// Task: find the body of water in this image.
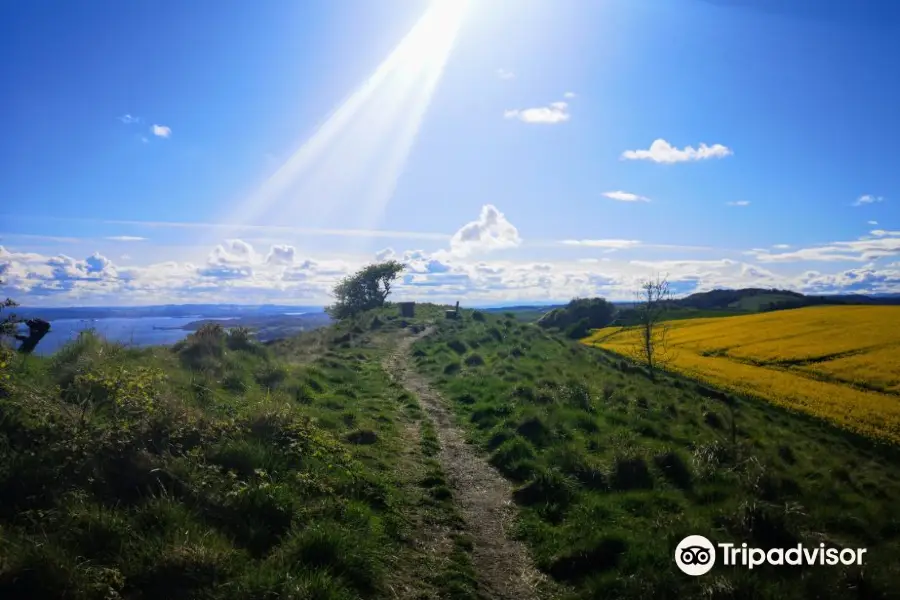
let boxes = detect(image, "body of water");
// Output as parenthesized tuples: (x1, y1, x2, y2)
(27, 317, 202, 355)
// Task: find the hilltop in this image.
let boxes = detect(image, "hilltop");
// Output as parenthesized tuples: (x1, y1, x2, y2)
(2, 301, 898, 599)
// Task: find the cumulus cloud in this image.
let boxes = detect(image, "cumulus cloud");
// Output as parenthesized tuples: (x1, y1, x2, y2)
(603, 190, 650, 203)
(621, 139, 732, 163)
(563, 91, 577, 98)
(496, 68, 515, 80)
(504, 101, 570, 124)
(151, 124, 172, 138)
(118, 114, 141, 124)
(854, 194, 884, 206)
(5, 209, 900, 306)
(448, 205, 521, 256)
(5, 239, 900, 305)
(209, 239, 255, 266)
(105, 236, 146, 242)
(726, 200, 751, 207)
(375, 248, 395, 261)
(868, 220, 879, 225)
(85, 253, 113, 274)
(265, 244, 296, 265)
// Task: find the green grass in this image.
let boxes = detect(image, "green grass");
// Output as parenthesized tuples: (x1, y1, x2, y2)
(0, 315, 438, 599)
(4, 302, 898, 599)
(412, 309, 900, 599)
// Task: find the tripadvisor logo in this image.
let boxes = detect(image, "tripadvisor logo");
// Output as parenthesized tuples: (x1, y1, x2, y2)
(675, 535, 716, 576)
(675, 535, 868, 576)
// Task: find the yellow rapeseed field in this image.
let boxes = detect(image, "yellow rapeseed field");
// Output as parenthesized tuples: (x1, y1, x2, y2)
(582, 305, 900, 443)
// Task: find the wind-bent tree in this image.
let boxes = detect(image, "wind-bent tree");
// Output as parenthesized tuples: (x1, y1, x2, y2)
(630, 274, 675, 380)
(0, 281, 50, 355)
(1, 282, 20, 389)
(326, 260, 405, 320)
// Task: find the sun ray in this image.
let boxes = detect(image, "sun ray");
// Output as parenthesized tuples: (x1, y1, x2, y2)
(216, 0, 470, 247)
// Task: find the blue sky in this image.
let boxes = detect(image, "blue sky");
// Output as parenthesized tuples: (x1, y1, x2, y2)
(1, 0, 899, 306)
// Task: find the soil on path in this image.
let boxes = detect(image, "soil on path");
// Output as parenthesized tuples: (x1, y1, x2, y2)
(386, 328, 550, 600)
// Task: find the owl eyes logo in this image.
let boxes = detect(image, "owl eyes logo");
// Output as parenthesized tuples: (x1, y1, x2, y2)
(675, 536, 716, 576)
(680, 546, 712, 565)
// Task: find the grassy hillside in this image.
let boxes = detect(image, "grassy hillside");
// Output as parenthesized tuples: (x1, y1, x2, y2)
(3, 303, 899, 599)
(0, 309, 471, 600)
(411, 309, 900, 599)
(584, 305, 900, 443)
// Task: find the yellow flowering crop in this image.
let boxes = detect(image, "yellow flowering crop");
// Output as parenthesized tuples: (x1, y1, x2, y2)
(582, 305, 900, 443)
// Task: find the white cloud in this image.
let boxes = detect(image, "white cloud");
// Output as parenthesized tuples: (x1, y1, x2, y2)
(6, 235, 900, 306)
(496, 68, 515, 80)
(603, 190, 650, 203)
(265, 244, 296, 265)
(151, 124, 172, 138)
(747, 230, 900, 263)
(854, 194, 884, 206)
(448, 204, 522, 256)
(564, 91, 576, 98)
(727, 200, 751, 207)
(868, 220, 879, 225)
(772, 244, 791, 250)
(621, 138, 732, 163)
(118, 114, 141, 124)
(504, 101, 570, 124)
(375, 248, 396, 261)
(105, 236, 147, 242)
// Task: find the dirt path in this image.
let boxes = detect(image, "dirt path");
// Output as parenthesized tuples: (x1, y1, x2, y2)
(387, 329, 548, 600)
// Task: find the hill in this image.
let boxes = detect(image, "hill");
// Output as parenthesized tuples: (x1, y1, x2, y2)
(609, 287, 900, 326)
(410, 308, 900, 598)
(482, 305, 563, 322)
(536, 298, 617, 337)
(1, 304, 898, 599)
(675, 288, 900, 311)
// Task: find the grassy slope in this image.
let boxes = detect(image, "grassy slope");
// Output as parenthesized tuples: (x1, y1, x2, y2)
(412, 309, 900, 599)
(0, 307, 470, 600)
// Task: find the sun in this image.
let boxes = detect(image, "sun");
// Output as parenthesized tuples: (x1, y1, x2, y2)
(397, 0, 470, 69)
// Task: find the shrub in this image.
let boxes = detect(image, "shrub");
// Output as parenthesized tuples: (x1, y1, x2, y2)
(67, 365, 164, 422)
(226, 326, 256, 351)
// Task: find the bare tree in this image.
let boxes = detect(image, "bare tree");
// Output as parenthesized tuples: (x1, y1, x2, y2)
(629, 274, 675, 380)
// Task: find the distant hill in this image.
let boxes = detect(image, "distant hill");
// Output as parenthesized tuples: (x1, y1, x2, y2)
(675, 288, 900, 312)
(607, 288, 900, 327)
(182, 312, 333, 342)
(536, 298, 617, 337)
(481, 304, 563, 322)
